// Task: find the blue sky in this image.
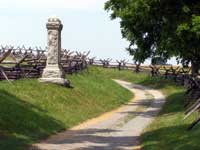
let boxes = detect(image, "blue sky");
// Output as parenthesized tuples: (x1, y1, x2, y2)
(0, 0, 136, 62)
(0, 0, 178, 65)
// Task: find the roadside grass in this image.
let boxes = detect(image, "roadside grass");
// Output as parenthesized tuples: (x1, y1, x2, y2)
(91, 67, 200, 150)
(139, 78, 200, 150)
(0, 67, 133, 150)
(1, 66, 199, 150)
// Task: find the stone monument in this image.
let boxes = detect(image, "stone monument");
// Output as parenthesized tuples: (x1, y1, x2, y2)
(39, 16, 69, 86)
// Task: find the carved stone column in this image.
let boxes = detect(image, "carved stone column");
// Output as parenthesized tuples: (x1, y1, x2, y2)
(39, 16, 69, 86)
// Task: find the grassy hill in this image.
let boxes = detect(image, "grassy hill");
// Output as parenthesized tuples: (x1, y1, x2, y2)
(0, 67, 133, 150)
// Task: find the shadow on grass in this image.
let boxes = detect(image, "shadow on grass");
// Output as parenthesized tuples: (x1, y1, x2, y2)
(160, 91, 185, 115)
(137, 76, 200, 150)
(0, 90, 65, 150)
(138, 76, 186, 114)
(138, 76, 174, 89)
(141, 125, 200, 150)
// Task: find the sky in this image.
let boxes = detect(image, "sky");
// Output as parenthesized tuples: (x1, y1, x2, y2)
(0, 0, 135, 61)
(0, 0, 177, 65)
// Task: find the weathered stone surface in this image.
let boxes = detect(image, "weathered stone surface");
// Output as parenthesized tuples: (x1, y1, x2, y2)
(39, 16, 69, 86)
(42, 67, 63, 79)
(39, 78, 69, 86)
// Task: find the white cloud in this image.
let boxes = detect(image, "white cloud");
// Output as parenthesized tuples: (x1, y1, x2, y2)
(0, 0, 107, 10)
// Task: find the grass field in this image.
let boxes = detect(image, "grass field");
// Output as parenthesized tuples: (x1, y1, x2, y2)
(0, 67, 200, 150)
(0, 67, 133, 150)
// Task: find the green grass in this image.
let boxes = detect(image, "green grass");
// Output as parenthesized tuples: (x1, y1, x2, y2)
(139, 77, 200, 150)
(1, 66, 200, 150)
(0, 67, 133, 150)
(91, 67, 200, 150)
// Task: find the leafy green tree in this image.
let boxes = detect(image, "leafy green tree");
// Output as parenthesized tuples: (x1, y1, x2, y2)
(105, 0, 200, 75)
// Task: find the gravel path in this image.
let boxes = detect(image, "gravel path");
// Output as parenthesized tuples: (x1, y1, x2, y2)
(32, 80, 165, 150)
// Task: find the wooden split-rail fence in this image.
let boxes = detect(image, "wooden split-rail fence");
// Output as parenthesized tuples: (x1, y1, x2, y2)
(0, 46, 91, 81)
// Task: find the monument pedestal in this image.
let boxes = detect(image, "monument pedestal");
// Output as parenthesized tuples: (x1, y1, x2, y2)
(39, 16, 70, 87)
(39, 78, 69, 86)
(39, 65, 69, 86)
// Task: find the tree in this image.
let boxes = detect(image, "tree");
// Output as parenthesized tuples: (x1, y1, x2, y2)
(176, 15, 200, 75)
(105, 0, 200, 75)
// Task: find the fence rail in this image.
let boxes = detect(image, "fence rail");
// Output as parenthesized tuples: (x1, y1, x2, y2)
(0, 46, 91, 81)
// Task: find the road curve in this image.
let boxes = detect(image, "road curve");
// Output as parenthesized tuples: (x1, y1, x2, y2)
(32, 80, 165, 150)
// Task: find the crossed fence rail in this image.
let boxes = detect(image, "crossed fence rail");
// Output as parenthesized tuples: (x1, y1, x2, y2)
(0, 45, 91, 81)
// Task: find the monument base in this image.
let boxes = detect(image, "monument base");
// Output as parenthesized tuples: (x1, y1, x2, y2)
(41, 66, 64, 78)
(39, 77, 70, 87)
(39, 67, 70, 87)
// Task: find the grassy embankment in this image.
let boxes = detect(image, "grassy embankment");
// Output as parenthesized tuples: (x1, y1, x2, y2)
(0, 67, 133, 150)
